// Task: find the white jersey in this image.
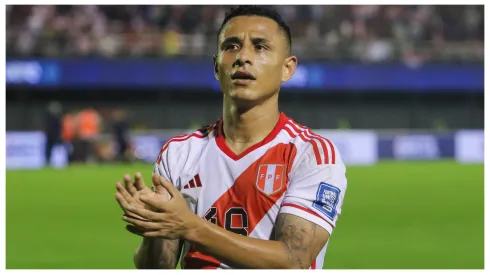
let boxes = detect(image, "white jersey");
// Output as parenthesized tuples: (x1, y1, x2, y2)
(153, 112, 347, 269)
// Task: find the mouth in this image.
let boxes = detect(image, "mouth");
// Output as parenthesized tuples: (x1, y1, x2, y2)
(231, 71, 256, 85)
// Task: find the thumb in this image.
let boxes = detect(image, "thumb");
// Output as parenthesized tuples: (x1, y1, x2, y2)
(152, 174, 170, 199)
(153, 174, 180, 199)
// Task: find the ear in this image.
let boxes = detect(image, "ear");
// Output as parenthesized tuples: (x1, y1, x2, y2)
(281, 56, 298, 83)
(213, 55, 219, 81)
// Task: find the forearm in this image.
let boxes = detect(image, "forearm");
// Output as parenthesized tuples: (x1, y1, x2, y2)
(186, 219, 294, 269)
(134, 237, 181, 269)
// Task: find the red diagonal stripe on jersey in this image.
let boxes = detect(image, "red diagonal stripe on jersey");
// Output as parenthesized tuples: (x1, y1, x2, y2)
(182, 252, 221, 269)
(195, 174, 202, 187)
(311, 260, 317, 269)
(183, 142, 298, 269)
(183, 184, 190, 189)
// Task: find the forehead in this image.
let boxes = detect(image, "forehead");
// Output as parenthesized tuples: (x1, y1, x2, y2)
(219, 15, 282, 42)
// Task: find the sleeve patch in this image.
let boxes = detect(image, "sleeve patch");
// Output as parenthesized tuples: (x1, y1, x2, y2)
(312, 182, 340, 220)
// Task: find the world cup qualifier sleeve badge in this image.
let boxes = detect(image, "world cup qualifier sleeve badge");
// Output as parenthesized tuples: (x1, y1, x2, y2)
(312, 182, 340, 220)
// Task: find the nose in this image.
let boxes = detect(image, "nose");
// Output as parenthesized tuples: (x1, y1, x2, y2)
(234, 42, 253, 67)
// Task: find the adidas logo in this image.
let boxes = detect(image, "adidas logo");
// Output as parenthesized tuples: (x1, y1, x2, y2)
(183, 174, 202, 189)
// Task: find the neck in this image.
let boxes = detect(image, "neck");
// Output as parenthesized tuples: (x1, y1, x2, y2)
(222, 95, 280, 145)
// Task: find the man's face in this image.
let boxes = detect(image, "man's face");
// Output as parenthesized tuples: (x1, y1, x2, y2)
(214, 15, 297, 104)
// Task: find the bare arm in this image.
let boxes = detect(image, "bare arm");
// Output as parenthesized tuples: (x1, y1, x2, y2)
(186, 213, 330, 269)
(274, 213, 326, 269)
(134, 237, 183, 269)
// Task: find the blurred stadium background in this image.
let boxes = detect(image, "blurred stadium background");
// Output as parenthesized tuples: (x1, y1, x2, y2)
(6, 5, 484, 269)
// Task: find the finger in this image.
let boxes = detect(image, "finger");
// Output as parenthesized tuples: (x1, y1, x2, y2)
(151, 175, 170, 199)
(125, 204, 163, 221)
(159, 176, 181, 198)
(134, 172, 146, 191)
(140, 194, 170, 211)
(126, 225, 148, 237)
(124, 213, 147, 221)
(123, 215, 162, 230)
(115, 192, 132, 215)
(142, 231, 162, 237)
(115, 192, 133, 209)
(124, 174, 137, 196)
(126, 225, 161, 238)
(115, 192, 126, 213)
(115, 191, 149, 220)
(116, 197, 147, 220)
(115, 182, 133, 204)
(154, 174, 180, 198)
(142, 230, 175, 239)
(115, 192, 141, 214)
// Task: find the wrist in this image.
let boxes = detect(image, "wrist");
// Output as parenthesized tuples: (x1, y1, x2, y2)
(182, 214, 207, 242)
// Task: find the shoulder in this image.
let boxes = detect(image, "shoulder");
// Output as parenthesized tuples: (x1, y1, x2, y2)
(281, 119, 342, 170)
(157, 122, 218, 162)
(154, 122, 218, 185)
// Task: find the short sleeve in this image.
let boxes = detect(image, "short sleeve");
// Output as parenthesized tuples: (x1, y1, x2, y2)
(279, 147, 347, 235)
(152, 139, 182, 190)
(154, 144, 172, 182)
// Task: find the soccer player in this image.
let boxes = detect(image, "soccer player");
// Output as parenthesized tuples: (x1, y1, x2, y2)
(115, 5, 347, 269)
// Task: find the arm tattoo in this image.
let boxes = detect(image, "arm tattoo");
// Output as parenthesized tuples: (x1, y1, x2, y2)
(275, 214, 317, 269)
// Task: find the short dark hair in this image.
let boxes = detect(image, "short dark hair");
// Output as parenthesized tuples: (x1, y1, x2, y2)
(217, 5, 292, 52)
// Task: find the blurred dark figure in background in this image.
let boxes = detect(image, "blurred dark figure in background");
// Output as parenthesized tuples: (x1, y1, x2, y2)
(112, 109, 131, 162)
(44, 101, 62, 166)
(61, 111, 77, 164)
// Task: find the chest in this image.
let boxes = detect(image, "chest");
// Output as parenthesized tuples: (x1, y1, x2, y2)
(178, 145, 292, 230)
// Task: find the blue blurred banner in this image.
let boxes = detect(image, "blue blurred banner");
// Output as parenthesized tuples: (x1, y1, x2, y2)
(6, 59, 483, 91)
(5, 129, 483, 170)
(6, 131, 67, 169)
(454, 130, 484, 163)
(378, 132, 455, 160)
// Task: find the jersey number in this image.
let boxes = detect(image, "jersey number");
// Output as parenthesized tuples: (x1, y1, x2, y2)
(204, 207, 249, 236)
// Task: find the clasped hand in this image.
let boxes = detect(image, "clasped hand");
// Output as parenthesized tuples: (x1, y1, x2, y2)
(115, 173, 200, 239)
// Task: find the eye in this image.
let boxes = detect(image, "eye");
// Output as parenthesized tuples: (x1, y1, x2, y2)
(255, 44, 267, 51)
(225, 44, 239, 51)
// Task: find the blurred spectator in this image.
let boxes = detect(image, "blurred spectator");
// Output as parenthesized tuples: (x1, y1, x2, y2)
(6, 5, 484, 63)
(62, 111, 77, 164)
(73, 107, 102, 163)
(44, 101, 62, 166)
(112, 109, 132, 162)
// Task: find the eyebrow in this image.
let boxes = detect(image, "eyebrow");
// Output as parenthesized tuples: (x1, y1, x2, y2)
(220, 36, 272, 49)
(251, 37, 271, 45)
(221, 36, 242, 48)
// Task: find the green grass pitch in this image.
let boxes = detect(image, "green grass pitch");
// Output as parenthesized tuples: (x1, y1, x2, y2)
(6, 161, 484, 269)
